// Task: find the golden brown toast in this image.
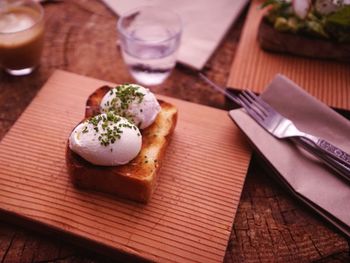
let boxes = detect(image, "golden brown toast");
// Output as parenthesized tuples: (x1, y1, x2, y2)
(66, 86, 177, 203)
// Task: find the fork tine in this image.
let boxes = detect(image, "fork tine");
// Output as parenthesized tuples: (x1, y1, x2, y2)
(244, 90, 273, 113)
(242, 90, 269, 116)
(238, 94, 265, 122)
(240, 91, 268, 119)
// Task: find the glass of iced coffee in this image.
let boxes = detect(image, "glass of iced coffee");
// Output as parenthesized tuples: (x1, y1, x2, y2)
(0, 0, 44, 76)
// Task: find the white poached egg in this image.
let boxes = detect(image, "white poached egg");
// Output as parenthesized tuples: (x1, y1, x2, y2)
(69, 112, 142, 166)
(100, 84, 161, 129)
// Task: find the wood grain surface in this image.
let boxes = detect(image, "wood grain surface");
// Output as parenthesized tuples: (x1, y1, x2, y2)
(228, 0, 350, 110)
(0, 70, 251, 262)
(0, 0, 349, 262)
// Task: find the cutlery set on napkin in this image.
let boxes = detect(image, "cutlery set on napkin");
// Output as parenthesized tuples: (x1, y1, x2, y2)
(201, 74, 350, 238)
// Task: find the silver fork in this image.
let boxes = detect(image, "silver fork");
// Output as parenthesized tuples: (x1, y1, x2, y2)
(239, 90, 350, 169)
(198, 73, 350, 182)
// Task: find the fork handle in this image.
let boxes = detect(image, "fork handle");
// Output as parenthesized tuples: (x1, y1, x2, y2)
(296, 138, 350, 183)
(300, 135, 350, 168)
(317, 139, 350, 168)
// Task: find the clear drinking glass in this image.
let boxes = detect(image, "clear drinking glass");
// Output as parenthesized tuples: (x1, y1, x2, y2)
(117, 6, 182, 86)
(0, 0, 44, 76)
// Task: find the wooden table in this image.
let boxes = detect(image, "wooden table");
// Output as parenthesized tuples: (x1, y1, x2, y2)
(0, 1, 349, 262)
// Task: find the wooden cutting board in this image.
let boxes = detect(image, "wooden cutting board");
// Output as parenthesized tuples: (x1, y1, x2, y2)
(228, 0, 350, 110)
(0, 70, 251, 263)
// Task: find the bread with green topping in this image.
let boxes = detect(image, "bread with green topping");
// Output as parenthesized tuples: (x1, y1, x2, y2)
(259, 0, 350, 61)
(66, 86, 177, 203)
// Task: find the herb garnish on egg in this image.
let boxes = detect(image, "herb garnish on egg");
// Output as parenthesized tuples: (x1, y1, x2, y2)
(69, 111, 142, 166)
(106, 84, 145, 112)
(100, 84, 161, 129)
(86, 112, 138, 147)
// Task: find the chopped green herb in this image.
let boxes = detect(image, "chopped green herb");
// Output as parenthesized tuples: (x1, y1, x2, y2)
(88, 111, 136, 147)
(103, 84, 145, 124)
(82, 126, 88, 134)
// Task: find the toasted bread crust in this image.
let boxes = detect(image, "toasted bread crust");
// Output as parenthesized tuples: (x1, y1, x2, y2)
(66, 86, 177, 203)
(85, 85, 110, 118)
(258, 19, 350, 62)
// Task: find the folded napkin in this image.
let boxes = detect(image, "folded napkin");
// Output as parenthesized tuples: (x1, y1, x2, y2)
(101, 0, 249, 70)
(229, 75, 350, 237)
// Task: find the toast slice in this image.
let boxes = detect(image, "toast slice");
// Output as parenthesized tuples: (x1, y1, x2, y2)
(66, 86, 177, 203)
(258, 19, 350, 62)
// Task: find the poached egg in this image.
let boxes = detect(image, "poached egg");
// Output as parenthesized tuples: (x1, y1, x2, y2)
(69, 112, 142, 166)
(100, 84, 161, 129)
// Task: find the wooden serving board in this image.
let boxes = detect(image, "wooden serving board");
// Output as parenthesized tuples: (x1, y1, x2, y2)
(228, 0, 350, 110)
(0, 70, 251, 263)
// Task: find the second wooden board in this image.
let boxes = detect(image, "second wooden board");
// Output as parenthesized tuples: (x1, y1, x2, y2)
(228, 0, 350, 110)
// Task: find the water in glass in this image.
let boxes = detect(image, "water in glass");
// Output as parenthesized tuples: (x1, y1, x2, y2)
(117, 7, 181, 86)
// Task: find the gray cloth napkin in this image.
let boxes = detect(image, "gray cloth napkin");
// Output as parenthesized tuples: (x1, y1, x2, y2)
(229, 75, 350, 237)
(101, 0, 249, 70)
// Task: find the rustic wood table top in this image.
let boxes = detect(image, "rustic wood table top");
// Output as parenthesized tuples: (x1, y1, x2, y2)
(0, 1, 349, 262)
